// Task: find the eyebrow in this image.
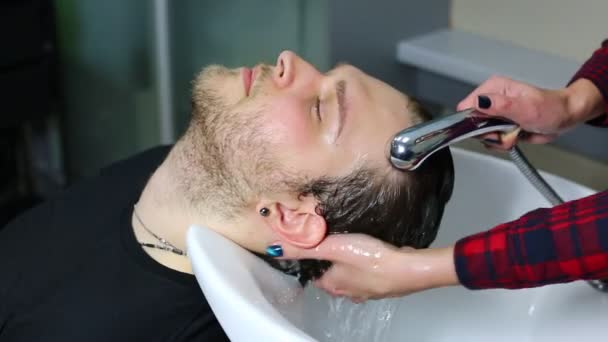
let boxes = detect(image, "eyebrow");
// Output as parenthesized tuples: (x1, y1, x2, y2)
(335, 79, 347, 141)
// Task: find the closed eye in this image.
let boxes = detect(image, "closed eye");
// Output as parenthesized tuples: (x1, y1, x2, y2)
(315, 97, 322, 121)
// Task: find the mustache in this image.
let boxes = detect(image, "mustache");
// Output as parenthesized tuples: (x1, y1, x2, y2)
(250, 64, 273, 95)
(199, 64, 240, 78)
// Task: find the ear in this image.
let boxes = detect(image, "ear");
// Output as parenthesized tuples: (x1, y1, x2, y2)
(259, 196, 326, 248)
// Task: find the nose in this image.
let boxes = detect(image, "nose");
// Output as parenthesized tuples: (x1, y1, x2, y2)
(273, 50, 320, 90)
(273, 50, 295, 88)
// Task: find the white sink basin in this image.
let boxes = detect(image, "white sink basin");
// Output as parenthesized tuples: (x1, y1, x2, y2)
(187, 148, 608, 341)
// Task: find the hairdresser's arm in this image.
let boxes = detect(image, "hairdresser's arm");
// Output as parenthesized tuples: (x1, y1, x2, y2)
(276, 190, 608, 300)
(455, 190, 608, 289)
(569, 39, 608, 126)
(276, 234, 459, 301)
(457, 40, 608, 150)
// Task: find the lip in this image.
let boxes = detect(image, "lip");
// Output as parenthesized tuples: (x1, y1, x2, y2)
(242, 67, 253, 96)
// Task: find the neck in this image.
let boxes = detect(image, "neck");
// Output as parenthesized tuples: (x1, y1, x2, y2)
(133, 144, 272, 272)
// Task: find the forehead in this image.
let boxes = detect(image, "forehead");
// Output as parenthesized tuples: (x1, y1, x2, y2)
(326, 62, 356, 76)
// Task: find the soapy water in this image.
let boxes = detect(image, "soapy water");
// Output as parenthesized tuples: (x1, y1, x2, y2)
(274, 283, 400, 342)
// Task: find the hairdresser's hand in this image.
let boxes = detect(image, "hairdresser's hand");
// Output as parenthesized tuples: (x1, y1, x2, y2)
(274, 234, 458, 302)
(457, 76, 604, 150)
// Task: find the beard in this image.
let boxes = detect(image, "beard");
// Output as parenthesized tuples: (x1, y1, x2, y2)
(175, 64, 298, 218)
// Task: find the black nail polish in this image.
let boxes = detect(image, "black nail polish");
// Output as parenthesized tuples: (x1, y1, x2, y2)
(483, 138, 501, 145)
(478, 95, 492, 109)
(265, 245, 283, 257)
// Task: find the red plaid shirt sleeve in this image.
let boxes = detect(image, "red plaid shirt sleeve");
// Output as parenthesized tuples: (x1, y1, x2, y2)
(454, 40, 608, 289)
(455, 191, 608, 289)
(569, 39, 608, 127)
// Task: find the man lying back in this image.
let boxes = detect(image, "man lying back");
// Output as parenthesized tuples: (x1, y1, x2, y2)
(0, 51, 454, 341)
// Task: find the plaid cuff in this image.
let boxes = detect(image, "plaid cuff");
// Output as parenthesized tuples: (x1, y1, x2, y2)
(455, 191, 608, 290)
(454, 223, 512, 289)
(569, 40, 608, 127)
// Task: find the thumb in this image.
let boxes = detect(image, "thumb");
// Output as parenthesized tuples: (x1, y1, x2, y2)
(267, 234, 362, 260)
(268, 233, 386, 262)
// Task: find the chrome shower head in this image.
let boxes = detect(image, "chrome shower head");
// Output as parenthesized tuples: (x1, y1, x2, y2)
(389, 108, 518, 171)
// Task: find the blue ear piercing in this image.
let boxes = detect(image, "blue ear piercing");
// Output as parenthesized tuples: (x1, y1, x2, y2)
(265, 244, 283, 257)
(260, 208, 280, 256)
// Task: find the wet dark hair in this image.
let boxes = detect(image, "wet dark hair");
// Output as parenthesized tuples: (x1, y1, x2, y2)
(260, 101, 455, 285)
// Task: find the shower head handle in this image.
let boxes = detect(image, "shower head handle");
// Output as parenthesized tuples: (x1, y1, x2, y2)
(390, 108, 518, 170)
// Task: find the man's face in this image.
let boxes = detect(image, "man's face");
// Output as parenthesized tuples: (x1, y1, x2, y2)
(191, 50, 414, 198)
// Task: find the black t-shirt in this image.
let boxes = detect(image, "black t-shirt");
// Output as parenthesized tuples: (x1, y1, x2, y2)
(0, 146, 229, 341)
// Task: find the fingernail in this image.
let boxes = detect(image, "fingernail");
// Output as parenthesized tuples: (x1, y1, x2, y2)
(478, 95, 492, 109)
(483, 138, 501, 145)
(265, 244, 283, 257)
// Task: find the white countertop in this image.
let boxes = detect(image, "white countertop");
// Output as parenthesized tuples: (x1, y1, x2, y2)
(396, 29, 580, 89)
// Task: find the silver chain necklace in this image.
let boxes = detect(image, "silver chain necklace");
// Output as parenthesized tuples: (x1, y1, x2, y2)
(133, 204, 187, 256)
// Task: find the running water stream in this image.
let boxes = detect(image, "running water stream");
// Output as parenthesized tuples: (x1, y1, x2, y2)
(274, 283, 400, 342)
